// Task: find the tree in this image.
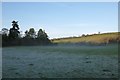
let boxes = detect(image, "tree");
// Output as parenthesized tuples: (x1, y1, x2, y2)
(24, 30, 30, 38)
(9, 21, 20, 39)
(2, 21, 51, 46)
(98, 31, 101, 34)
(36, 28, 51, 44)
(2, 28, 9, 36)
(82, 34, 85, 37)
(37, 29, 48, 40)
(1, 28, 9, 46)
(28, 28, 36, 38)
(2, 28, 9, 41)
(18, 31, 23, 38)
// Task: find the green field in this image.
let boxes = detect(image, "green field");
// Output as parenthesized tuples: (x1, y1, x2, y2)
(2, 44, 118, 78)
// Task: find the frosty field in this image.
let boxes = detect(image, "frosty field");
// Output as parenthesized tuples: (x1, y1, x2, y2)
(2, 44, 118, 78)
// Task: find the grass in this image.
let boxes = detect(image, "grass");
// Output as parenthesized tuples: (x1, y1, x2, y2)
(2, 44, 118, 78)
(51, 32, 120, 44)
(43, 44, 117, 55)
(8, 43, 118, 55)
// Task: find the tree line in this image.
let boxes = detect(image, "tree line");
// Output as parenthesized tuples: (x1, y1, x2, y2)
(1, 21, 51, 47)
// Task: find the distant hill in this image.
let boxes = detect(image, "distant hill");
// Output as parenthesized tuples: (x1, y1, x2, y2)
(51, 32, 120, 44)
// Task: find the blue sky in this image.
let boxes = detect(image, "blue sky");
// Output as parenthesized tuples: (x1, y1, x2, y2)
(2, 2, 118, 39)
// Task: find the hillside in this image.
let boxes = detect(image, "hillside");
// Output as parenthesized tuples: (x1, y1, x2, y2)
(51, 32, 120, 44)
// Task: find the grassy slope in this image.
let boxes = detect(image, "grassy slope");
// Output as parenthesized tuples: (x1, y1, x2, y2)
(51, 32, 120, 44)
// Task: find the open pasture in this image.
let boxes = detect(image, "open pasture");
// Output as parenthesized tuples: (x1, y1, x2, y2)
(2, 44, 118, 78)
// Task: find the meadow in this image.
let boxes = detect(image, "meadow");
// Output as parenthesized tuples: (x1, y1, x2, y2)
(52, 32, 120, 44)
(2, 44, 118, 78)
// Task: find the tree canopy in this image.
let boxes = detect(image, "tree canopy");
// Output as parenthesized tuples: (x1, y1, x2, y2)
(2, 21, 51, 47)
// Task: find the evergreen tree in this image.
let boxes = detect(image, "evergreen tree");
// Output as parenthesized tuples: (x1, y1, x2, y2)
(37, 29, 48, 40)
(24, 30, 30, 38)
(9, 21, 20, 40)
(28, 28, 36, 38)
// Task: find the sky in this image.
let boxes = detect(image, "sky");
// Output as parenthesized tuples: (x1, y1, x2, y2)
(1, 0, 119, 2)
(2, 2, 118, 39)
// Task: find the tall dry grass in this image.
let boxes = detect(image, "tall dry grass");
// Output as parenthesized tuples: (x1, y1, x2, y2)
(52, 32, 120, 44)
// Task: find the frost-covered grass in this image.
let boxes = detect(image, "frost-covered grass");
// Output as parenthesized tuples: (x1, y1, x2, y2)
(2, 44, 118, 78)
